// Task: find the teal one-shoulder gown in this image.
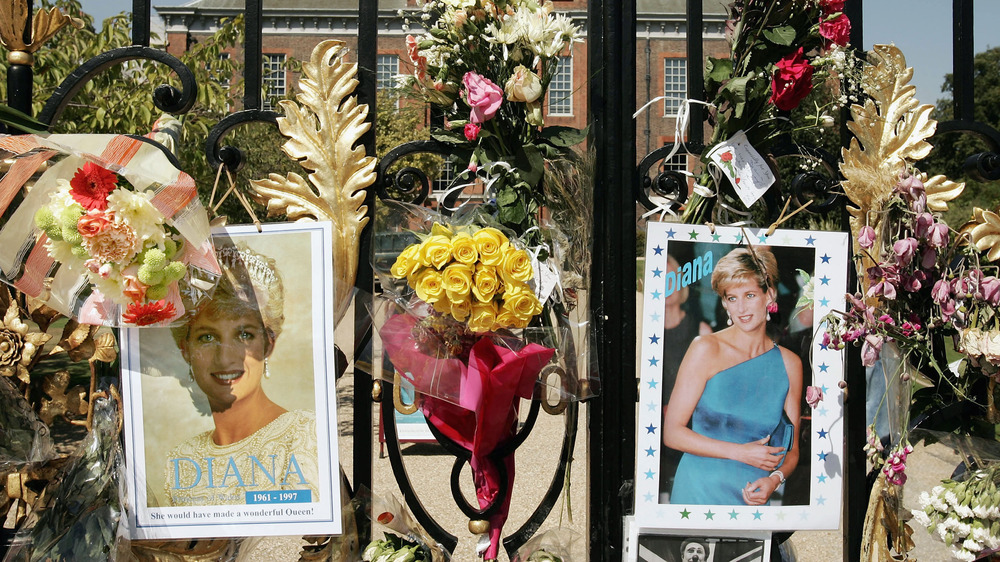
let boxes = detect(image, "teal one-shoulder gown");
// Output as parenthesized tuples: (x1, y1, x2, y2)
(670, 346, 789, 505)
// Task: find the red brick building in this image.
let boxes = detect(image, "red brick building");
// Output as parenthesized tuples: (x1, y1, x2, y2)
(157, 0, 728, 165)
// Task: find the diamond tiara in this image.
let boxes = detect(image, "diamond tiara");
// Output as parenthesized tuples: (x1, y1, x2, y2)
(215, 244, 278, 288)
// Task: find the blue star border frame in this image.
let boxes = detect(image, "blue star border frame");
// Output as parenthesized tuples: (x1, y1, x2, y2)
(633, 223, 848, 531)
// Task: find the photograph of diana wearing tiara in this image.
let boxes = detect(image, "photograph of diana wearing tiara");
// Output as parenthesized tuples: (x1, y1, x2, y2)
(160, 242, 319, 506)
(662, 247, 803, 506)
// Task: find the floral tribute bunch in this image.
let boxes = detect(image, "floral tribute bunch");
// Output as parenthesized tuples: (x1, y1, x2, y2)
(376, 208, 566, 559)
(681, 0, 852, 224)
(400, 0, 586, 234)
(912, 464, 1000, 561)
(389, 222, 543, 336)
(0, 135, 219, 329)
(33, 162, 189, 325)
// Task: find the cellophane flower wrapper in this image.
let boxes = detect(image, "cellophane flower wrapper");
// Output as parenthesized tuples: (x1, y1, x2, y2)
(510, 528, 579, 562)
(906, 430, 1000, 561)
(0, 376, 55, 472)
(372, 201, 594, 406)
(357, 487, 450, 562)
(4, 389, 123, 562)
(0, 134, 221, 328)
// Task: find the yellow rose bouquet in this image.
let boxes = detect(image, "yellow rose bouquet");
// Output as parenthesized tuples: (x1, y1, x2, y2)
(376, 216, 562, 559)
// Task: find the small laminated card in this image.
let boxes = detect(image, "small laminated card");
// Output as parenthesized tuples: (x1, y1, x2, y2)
(706, 130, 776, 208)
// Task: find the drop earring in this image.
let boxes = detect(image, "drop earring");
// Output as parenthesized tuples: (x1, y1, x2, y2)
(726, 313, 732, 326)
(188, 365, 194, 382)
(264, 359, 271, 379)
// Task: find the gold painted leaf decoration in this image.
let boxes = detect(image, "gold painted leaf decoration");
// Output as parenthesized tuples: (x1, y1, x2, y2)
(0, 1, 82, 52)
(965, 207, 1000, 262)
(920, 172, 964, 214)
(840, 44, 937, 218)
(251, 39, 375, 323)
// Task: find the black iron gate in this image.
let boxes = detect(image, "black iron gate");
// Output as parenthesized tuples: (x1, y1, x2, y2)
(4, 0, 1000, 560)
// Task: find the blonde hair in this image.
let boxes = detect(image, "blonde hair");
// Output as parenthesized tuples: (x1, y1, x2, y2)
(711, 247, 777, 296)
(172, 243, 285, 349)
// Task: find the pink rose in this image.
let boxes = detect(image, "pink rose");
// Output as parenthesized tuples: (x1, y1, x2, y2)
(77, 209, 112, 238)
(462, 72, 503, 123)
(805, 386, 824, 409)
(819, 13, 851, 48)
(770, 48, 814, 111)
(464, 122, 481, 141)
(857, 225, 876, 249)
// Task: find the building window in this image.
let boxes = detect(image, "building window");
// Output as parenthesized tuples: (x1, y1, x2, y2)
(433, 160, 455, 192)
(376, 54, 399, 91)
(663, 58, 687, 116)
(661, 151, 688, 173)
(548, 55, 572, 115)
(263, 53, 287, 109)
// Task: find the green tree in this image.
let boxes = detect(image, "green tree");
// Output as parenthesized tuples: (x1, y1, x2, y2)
(922, 46, 1000, 227)
(0, 0, 298, 223)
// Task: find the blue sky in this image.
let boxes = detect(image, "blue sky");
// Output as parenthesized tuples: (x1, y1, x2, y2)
(80, 0, 999, 108)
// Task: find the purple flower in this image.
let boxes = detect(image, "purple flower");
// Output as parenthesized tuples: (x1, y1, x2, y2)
(861, 333, 884, 367)
(920, 247, 937, 270)
(878, 314, 895, 325)
(927, 223, 950, 248)
(914, 213, 934, 238)
(858, 225, 876, 249)
(953, 277, 974, 299)
(931, 279, 952, 303)
(866, 265, 898, 299)
(940, 298, 957, 322)
(982, 276, 1000, 305)
(892, 237, 918, 266)
(843, 328, 865, 342)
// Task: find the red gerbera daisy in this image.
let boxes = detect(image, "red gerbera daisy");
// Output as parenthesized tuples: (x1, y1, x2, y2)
(69, 162, 118, 210)
(122, 299, 177, 326)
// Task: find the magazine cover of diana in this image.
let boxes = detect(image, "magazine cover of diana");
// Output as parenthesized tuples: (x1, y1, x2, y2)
(121, 222, 342, 539)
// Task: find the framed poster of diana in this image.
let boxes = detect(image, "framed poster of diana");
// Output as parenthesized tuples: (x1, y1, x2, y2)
(121, 222, 341, 539)
(634, 223, 848, 531)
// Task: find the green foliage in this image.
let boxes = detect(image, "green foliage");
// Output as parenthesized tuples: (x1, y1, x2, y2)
(923, 46, 1000, 227)
(375, 90, 443, 191)
(0, 0, 299, 224)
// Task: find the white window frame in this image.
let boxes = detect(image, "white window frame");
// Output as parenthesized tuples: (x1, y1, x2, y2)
(663, 58, 687, 117)
(547, 55, 573, 116)
(262, 53, 287, 110)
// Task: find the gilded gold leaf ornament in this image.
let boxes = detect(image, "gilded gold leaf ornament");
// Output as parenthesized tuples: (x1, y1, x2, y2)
(0, 289, 50, 383)
(840, 44, 937, 219)
(964, 207, 1000, 262)
(250, 40, 375, 323)
(920, 172, 964, 214)
(0, 0, 82, 58)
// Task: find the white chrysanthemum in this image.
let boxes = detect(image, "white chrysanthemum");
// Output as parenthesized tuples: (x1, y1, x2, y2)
(47, 180, 77, 207)
(90, 270, 130, 305)
(106, 188, 165, 246)
(947, 492, 961, 508)
(962, 538, 982, 552)
(911, 510, 932, 527)
(951, 547, 975, 562)
(45, 239, 81, 268)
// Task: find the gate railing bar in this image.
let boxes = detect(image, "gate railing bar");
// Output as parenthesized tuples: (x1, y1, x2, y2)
(685, 0, 704, 147)
(131, 0, 150, 47)
(952, 0, 974, 123)
(588, 0, 637, 560)
(355, 0, 378, 547)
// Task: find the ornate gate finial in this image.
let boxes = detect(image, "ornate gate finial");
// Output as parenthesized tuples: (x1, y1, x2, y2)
(0, 0, 82, 65)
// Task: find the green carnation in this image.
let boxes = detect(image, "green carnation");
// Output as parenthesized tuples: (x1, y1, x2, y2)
(143, 248, 167, 271)
(58, 205, 83, 227)
(70, 245, 89, 260)
(163, 238, 179, 259)
(61, 225, 82, 246)
(163, 261, 187, 283)
(34, 207, 62, 240)
(145, 284, 168, 301)
(137, 263, 165, 286)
